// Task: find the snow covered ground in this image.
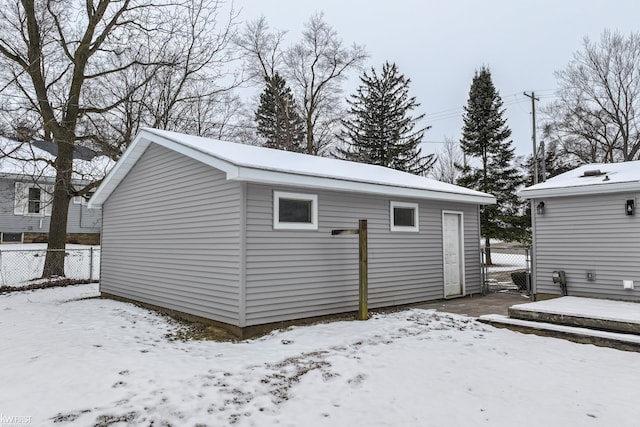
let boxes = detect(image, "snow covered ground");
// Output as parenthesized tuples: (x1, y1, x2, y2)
(485, 252, 528, 273)
(0, 244, 99, 287)
(2, 284, 640, 427)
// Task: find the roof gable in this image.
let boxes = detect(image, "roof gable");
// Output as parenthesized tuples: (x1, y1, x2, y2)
(89, 128, 496, 208)
(519, 160, 640, 199)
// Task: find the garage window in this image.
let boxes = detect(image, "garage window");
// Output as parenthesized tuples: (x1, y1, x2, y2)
(274, 191, 318, 230)
(390, 201, 419, 232)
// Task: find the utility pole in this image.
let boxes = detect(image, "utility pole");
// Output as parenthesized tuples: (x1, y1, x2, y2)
(539, 141, 546, 182)
(523, 91, 540, 184)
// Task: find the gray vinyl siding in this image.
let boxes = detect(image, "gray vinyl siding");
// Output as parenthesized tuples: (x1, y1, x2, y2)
(100, 144, 242, 324)
(533, 193, 640, 300)
(244, 183, 481, 325)
(0, 176, 101, 236)
(68, 199, 102, 232)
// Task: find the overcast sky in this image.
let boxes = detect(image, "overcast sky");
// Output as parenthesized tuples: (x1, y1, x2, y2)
(233, 0, 640, 159)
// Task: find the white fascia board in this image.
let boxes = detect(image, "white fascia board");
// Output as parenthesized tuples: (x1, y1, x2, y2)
(89, 130, 239, 208)
(234, 166, 497, 205)
(518, 181, 640, 199)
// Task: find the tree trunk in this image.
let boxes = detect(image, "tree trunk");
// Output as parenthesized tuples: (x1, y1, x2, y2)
(484, 236, 493, 266)
(42, 136, 74, 278)
(306, 116, 314, 154)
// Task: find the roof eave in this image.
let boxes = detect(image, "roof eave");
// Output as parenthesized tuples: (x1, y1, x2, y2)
(234, 166, 496, 204)
(518, 181, 640, 199)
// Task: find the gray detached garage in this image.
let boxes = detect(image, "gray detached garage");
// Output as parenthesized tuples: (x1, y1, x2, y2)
(519, 161, 640, 301)
(89, 128, 495, 335)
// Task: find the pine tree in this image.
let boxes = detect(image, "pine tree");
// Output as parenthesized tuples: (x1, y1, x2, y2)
(255, 72, 306, 152)
(337, 61, 434, 175)
(456, 67, 525, 264)
(518, 140, 578, 244)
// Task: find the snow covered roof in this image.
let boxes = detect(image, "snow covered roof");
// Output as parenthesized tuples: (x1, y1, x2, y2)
(0, 136, 114, 183)
(89, 128, 496, 208)
(518, 160, 640, 199)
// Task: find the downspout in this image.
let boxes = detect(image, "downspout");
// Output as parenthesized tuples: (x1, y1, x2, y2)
(530, 198, 537, 301)
(238, 182, 247, 330)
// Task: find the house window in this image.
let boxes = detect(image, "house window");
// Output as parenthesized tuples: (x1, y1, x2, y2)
(73, 191, 95, 205)
(1, 232, 23, 243)
(274, 191, 318, 230)
(14, 182, 52, 216)
(28, 187, 42, 214)
(390, 201, 419, 232)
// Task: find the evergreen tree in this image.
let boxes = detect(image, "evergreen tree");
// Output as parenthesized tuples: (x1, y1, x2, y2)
(518, 140, 578, 244)
(337, 61, 434, 175)
(255, 72, 306, 152)
(456, 67, 525, 264)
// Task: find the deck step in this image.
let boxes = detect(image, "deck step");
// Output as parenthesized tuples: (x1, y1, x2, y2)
(508, 296, 640, 335)
(478, 314, 640, 352)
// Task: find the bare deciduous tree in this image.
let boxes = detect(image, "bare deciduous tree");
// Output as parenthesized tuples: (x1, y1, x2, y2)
(237, 13, 367, 155)
(236, 17, 303, 150)
(430, 138, 463, 184)
(544, 30, 640, 163)
(0, 0, 239, 277)
(286, 13, 367, 155)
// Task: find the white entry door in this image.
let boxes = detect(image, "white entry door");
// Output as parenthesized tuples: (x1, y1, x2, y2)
(443, 211, 464, 298)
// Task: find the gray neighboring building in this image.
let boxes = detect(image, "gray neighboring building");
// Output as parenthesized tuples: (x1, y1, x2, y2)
(0, 173, 102, 244)
(519, 161, 640, 301)
(0, 137, 112, 244)
(90, 128, 495, 335)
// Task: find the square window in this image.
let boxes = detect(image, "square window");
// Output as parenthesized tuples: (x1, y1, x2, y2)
(279, 198, 312, 223)
(390, 201, 419, 232)
(73, 191, 94, 205)
(274, 191, 318, 230)
(394, 207, 415, 227)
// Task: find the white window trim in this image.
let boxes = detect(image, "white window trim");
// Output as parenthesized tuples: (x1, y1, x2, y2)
(390, 201, 419, 232)
(273, 191, 318, 230)
(14, 182, 52, 217)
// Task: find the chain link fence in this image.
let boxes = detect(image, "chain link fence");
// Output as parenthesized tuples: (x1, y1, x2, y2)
(0, 247, 100, 288)
(481, 245, 531, 296)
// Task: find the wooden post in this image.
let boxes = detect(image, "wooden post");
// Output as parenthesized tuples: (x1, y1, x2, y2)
(358, 219, 368, 320)
(331, 219, 369, 321)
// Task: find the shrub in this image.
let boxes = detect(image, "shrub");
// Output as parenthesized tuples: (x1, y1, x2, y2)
(511, 272, 530, 291)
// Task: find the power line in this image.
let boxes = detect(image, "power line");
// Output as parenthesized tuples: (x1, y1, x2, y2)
(426, 96, 532, 123)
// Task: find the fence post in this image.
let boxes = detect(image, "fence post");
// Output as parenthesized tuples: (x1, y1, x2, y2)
(89, 247, 94, 281)
(525, 247, 533, 301)
(480, 248, 486, 295)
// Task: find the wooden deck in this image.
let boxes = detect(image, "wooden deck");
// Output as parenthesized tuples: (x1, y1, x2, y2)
(479, 296, 640, 352)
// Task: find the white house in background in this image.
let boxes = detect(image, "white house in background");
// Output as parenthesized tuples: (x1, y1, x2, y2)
(519, 161, 640, 301)
(0, 137, 113, 244)
(89, 128, 495, 337)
